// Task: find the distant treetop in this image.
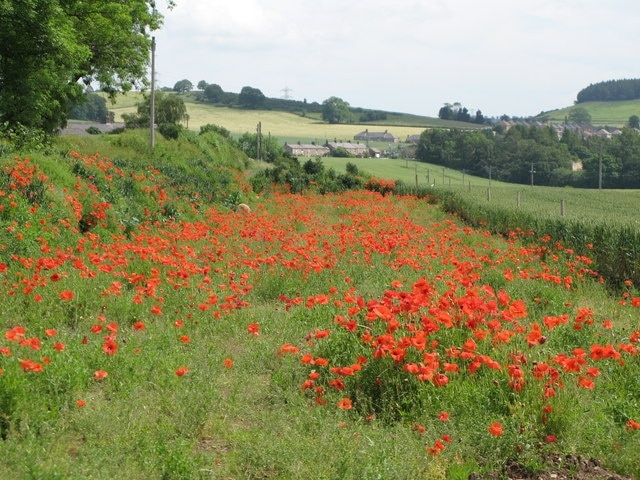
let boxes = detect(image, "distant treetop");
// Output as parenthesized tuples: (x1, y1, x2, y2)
(576, 79, 640, 103)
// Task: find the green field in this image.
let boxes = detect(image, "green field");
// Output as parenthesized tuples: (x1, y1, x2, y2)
(105, 92, 480, 144)
(540, 99, 640, 127)
(319, 156, 640, 230)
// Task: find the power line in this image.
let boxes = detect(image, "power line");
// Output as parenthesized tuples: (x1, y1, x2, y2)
(281, 86, 293, 100)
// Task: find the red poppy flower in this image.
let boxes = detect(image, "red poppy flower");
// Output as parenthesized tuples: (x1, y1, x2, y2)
(175, 366, 189, 377)
(59, 290, 74, 301)
(102, 340, 118, 355)
(488, 422, 503, 437)
(247, 323, 260, 336)
(94, 370, 108, 380)
(337, 397, 352, 410)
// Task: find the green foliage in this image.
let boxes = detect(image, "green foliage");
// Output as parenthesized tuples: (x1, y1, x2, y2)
(238, 86, 266, 109)
(0, 0, 168, 133)
(203, 83, 224, 103)
(568, 107, 592, 126)
(236, 132, 284, 162)
(172, 79, 193, 94)
(123, 92, 188, 128)
(158, 123, 182, 140)
(85, 126, 102, 135)
(322, 97, 354, 124)
(69, 93, 110, 123)
(198, 123, 231, 139)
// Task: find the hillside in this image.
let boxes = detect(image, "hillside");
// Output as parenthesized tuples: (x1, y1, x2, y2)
(537, 98, 640, 127)
(101, 92, 484, 144)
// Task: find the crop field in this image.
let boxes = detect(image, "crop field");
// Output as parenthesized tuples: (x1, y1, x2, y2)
(105, 92, 472, 144)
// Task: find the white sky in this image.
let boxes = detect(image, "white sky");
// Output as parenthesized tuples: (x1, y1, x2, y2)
(152, 0, 640, 118)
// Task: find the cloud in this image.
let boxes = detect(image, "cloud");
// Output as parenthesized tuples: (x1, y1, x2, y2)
(153, 0, 640, 117)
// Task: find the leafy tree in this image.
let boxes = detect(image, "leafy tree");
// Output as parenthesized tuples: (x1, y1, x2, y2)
(238, 86, 266, 109)
(568, 107, 592, 126)
(204, 84, 224, 103)
(322, 97, 353, 124)
(438, 105, 453, 120)
(173, 79, 193, 94)
(628, 115, 640, 129)
(197, 80, 208, 90)
(0, 0, 172, 133)
(236, 132, 283, 162)
(69, 93, 110, 123)
(122, 92, 187, 128)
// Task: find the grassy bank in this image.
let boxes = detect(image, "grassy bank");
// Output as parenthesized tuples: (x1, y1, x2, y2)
(0, 131, 638, 478)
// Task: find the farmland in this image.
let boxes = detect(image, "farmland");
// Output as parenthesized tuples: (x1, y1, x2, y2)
(104, 92, 480, 144)
(0, 129, 638, 479)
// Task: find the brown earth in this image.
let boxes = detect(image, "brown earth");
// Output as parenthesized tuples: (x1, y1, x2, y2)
(470, 455, 635, 480)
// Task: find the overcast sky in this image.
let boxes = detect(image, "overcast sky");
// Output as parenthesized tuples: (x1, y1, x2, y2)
(152, 0, 640, 118)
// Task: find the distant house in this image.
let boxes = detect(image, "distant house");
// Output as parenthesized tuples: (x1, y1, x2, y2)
(325, 141, 370, 157)
(354, 129, 399, 143)
(284, 142, 330, 157)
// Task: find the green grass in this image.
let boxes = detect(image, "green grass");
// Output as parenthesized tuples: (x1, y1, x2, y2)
(540, 99, 640, 127)
(1, 131, 639, 479)
(319, 155, 640, 229)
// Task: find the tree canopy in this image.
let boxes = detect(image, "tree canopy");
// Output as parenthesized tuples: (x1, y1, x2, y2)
(173, 79, 193, 94)
(0, 0, 173, 133)
(238, 86, 266, 109)
(322, 97, 353, 124)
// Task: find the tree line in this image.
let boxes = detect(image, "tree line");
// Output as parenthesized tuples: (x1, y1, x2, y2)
(415, 124, 640, 189)
(576, 79, 640, 103)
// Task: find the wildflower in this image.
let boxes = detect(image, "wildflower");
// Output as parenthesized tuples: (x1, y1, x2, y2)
(247, 323, 260, 336)
(223, 358, 233, 369)
(337, 397, 352, 410)
(175, 366, 189, 377)
(427, 439, 446, 456)
(59, 290, 74, 301)
(76, 399, 86, 407)
(179, 335, 190, 344)
(133, 321, 145, 331)
(19, 359, 43, 372)
(93, 370, 108, 380)
(626, 419, 640, 431)
(438, 411, 450, 422)
(102, 340, 118, 355)
(488, 422, 503, 437)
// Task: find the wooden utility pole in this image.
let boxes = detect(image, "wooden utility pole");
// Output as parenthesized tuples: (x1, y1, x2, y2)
(256, 122, 262, 161)
(150, 37, 156, 150)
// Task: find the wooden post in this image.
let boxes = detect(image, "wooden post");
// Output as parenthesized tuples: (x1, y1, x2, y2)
(517, 191, 521, 207)
(487, 188, 491, 201)
(150, 37, 156, 151)
(560, 199, 565, 216)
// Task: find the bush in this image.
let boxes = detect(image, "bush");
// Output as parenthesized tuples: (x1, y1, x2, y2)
(85, 126, 102, 135)
(158, 123, 182, 140)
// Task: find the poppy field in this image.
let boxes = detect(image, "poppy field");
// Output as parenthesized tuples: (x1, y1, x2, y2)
(0, 141, 639, 479)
